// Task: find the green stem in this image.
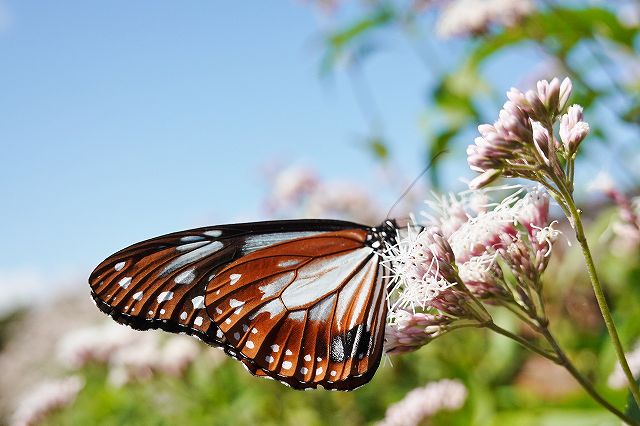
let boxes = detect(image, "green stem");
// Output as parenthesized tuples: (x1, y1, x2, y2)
(565, 195, 640, 407)
(486, 322, 558, 362)
(538, 325, 638, 425)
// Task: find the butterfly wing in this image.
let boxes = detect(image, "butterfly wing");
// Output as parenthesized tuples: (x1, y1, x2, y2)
(206, 228, 388, 390)
(89, 219, 390, 391)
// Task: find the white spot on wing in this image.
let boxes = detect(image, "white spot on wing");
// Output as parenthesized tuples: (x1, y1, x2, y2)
(176, 241, 209, 252)
(330, 370, 337, 377)
(194, 316, 203, 326)
(265, 355, 274, 363)
(159, 241, 223, 276)
(308, 294, 336, 322)
(229, 274, 241, 285)
(251, 328, 258, 334)
(316, 367, 323, 375)
(249, 299, 286, 320)
(175, 268, 196, 284)
(157, 291, 174, 303)
(271, 344, 279, 353)
(132, 291, 143, 301)
(233, 332, 240, 340)
(285, 349, 292, 356)
(180, 312, 187, 320)
(216, 329, 223, 338)
(278, 259, 301, 268)
(300, 367, 308, 374)
(204, 230, 222, 237)
(288, 311, 305, 322)
(160, 309, 165, 314)
(246, 341, 255, 349)
(259, 272, 295, 300)
(118, 277, 132, 289)
(191, 296, 205, 309)
(280, 248, 373, 310)
(114, 261, 125, 271)
(229, 299, 244, 308)
(178, 235, 206, 244)
(242, 232, 322, 253)
(282, 361, 292, 369)
(304, 354, 311, 362)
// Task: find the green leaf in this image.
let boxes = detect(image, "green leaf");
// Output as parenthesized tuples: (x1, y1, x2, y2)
(327, 7, 394, 50)
(626, 379, 640, 423)
(365, 136, 390, 161)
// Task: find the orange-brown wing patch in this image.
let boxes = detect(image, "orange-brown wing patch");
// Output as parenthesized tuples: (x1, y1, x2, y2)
(205, 229, 388, 390)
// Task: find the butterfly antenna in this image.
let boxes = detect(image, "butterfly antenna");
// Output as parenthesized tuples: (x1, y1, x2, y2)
(385, 150, 448, 220)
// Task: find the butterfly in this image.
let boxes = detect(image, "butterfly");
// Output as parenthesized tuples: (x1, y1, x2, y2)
(89, 218, 399, 391)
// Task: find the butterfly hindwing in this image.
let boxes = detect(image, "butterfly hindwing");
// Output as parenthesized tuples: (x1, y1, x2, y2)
(205, 229, 388, 390)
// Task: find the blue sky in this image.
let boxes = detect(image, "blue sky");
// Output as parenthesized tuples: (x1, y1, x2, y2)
(1, 1, 563, 310)
(0, 1, 444, 280)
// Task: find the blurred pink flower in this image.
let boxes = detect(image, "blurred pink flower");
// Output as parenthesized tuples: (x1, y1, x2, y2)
(436, 0, 534, 39)
(159, 336, 201, 377)
(378, 379, 467, 426)
(589, 172, 640, 253)
(107, 334, 160, 387)
(269, 165, 318, 207)
(57, 321, 140, 369)
(266, 164, 381, 225)
(11, 376, 84, 426)
(608, 341, 640, 389)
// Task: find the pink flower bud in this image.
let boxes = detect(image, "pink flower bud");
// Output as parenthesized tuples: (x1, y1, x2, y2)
(469, 169, 502, 189)
(558, 77, 572, 111)
(559, 105, 589, 155)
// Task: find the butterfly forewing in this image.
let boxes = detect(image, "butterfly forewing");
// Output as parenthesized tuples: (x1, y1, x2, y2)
(205, 229, 388, 390)
(88, 219, 394, 391)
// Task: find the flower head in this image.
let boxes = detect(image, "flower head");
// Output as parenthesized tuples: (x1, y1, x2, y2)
(559, 105, 589, 156)
(386, 186, 557, 325)
(468, 77, 583, 190)
(378, 379, 467, 426)
(384, 310, 453, 354)
(436, 0, 534, 39)
(385, 226, 460, 314)
(12, 376, 84, 426)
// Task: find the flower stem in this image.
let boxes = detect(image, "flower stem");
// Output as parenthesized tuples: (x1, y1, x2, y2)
(486, 322, 558, 362)
(538, 325, 638, 425)
(562, 189, 640, 407)
(490, 321, 637, 424)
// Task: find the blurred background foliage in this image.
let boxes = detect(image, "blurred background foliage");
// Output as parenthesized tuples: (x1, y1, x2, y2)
(4, 0, 640, 425)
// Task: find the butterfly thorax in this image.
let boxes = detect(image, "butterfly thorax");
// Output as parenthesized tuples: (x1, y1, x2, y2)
(365, 219, 398, 250)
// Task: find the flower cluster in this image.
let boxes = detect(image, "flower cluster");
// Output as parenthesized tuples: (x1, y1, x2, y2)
(589, 172, 640, 253)
(11, 376, 84, 426)
(384, 186, 559, 353)
(435, 0, 534, 39)
(266, 164, 381, 225)
(57, 322, 207, 387)
(378, 379, 467, 426)
(467, 77, 589, 190)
